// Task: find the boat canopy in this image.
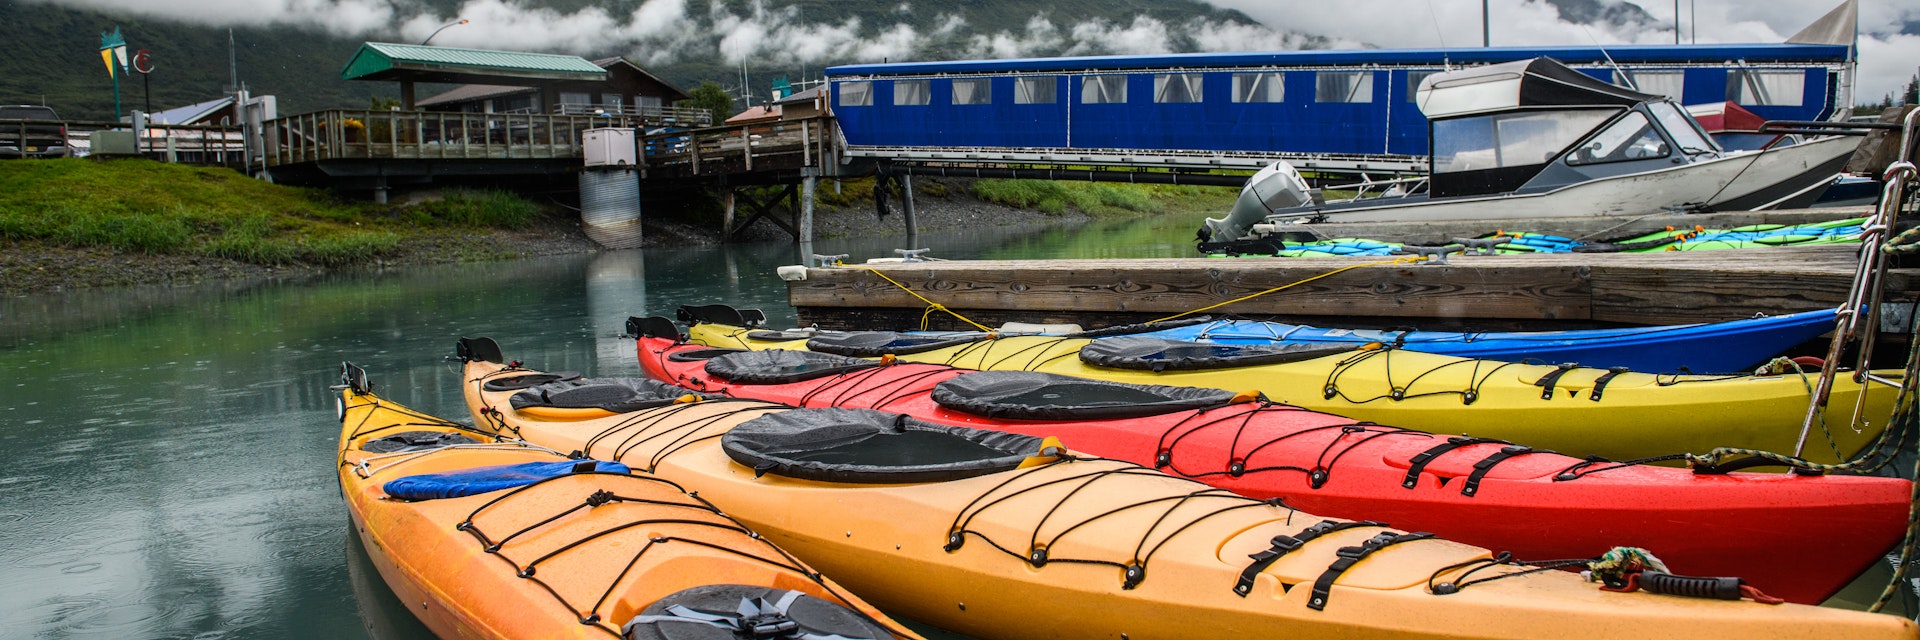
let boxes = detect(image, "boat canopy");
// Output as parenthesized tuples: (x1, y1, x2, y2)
(1417, 58, 1658, 120)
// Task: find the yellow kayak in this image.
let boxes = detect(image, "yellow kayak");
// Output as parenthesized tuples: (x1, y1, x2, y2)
(455, 350, 1919, 640)
(336, 363, 915, 640)
(682, 320, 1896, 464)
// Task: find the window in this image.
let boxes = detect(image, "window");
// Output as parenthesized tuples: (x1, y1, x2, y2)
(1154, 73, 1203, 103)
(1406, 71, 1438, 102)
(1567, 112, 1669, 165)
(602, 93, 622, 109)
(838, 82, 872, 106)
(1647, 101, 1717, 153)
(1232, 72, 1284, 103)
(635, 95, 662, 113)
(1082, 75, 1128, 104)
(1316, 71, 1373, 103)
(1432, 109, 1618, 173)
(893, 80, 930, 105)
(560, 92, 592, 106)
(1728, 70, 1805, 107)
(1617, 70, 1683, 99)
(1014, 77, 1056, 104)
(953, 79, 991, 105)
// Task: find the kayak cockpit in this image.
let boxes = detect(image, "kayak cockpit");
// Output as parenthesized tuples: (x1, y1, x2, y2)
(723, 408, 1057, 483)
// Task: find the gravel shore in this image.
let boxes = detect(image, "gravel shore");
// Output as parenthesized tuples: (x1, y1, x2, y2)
(1, 176, 1083, 296)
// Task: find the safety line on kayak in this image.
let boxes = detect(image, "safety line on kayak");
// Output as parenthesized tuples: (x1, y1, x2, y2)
(1146, 255, 1426, 325)
(456, 471, 916, 639)
(945, 459, 1284, 589)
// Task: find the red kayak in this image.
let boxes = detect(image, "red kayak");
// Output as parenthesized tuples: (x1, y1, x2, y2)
(634, 330, 1910, 606)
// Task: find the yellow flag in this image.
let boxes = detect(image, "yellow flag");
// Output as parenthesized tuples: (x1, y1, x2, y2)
(100, 48, 114, 76)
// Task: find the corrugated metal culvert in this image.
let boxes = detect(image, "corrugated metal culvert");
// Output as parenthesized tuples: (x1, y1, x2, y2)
(579, 168, 642, 249)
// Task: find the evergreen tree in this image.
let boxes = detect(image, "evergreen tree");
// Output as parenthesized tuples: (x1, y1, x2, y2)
(682, 81, 736, 125)
(1905, 75, 1919, 106)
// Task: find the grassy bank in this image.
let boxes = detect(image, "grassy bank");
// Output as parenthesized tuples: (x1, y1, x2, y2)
(0, 159, 551, 267)
(814, 176, 1237, 218)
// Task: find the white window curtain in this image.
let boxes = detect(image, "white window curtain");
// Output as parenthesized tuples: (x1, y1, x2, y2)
(1315, 71, 1373, 103)
(838, 82, 872, 106)
(1154, 74, 1203, 103)
(1081, 75, 1128, 104)
(1729, 70, 1805, 107)
(1232, 72, 1283, 103)
(1014, 77, 1056, 104)
(893, 80, 931, 106)
(953, 79, 991, 105)
(1618, 70, 1684, 100)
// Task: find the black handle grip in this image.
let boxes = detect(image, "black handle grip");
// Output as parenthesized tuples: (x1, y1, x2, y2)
(1637, 572, 1744, 600)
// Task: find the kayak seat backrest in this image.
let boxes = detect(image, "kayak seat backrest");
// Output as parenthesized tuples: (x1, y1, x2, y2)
(932, 371, 1238, 420)
(382, 459, 629, 501)
(665, 348, 747, 362)
(722, 408, 1046, 484)
(746, 330, 815, 341)
(623, 584, 894, 640)
(510, 377, 710, 413)
(482, 371, 583, 392)
(805, 331, 987, 357)
(1080, 337, 1352, 372)
(361, 430, 482, 453)
(704, 350, 879, 384)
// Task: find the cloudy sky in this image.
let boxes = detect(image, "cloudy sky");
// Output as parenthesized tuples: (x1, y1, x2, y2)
(29, 0, 1920, 102)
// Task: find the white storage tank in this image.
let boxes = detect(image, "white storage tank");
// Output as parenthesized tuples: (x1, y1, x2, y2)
(583, 127, 637, 167)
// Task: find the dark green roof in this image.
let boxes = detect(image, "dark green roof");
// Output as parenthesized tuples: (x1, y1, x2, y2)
(341, 43, 608, 84)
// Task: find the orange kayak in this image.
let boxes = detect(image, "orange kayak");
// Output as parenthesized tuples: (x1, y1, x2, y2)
(451, 348, 1920, 640)
(335, 363, 915, 640)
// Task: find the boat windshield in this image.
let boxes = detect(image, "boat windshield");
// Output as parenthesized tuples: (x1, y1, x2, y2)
(1647, 101, 1720, 154)
(1432, 109, 1618, 173)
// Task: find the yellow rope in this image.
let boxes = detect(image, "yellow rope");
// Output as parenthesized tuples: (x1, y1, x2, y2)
(857, 266, 994, 332)
(1146, 256, 1427, 324)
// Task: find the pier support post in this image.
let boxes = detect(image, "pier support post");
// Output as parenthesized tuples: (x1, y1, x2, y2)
(373, 175, 389, 204)
(799, 174, 817, 244)
(722, 190, 737, 243)
(901, 173, 919, 236)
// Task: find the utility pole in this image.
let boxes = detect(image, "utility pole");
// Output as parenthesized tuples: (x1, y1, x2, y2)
(1482, 0, 1490, 47)
(1673, 0, 1681, 44)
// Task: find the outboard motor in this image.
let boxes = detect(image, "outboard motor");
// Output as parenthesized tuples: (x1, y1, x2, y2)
(1200, 161, 1316, 243)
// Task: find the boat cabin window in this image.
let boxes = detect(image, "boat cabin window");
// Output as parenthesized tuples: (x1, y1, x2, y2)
(1616, 70, 1684, 100)
(953, 79, 991, 105)
(1647, 101, 1718, 154)
(1014, 77, 1057, 104)
(1232, 72, 1284, 103)
(838, 82, 872, 106)
(893, 80, 931, 106)
(1405, 71, 1437, 102)
(1431, 109, 1616, 173)
(1154, 74, 1203, 103)
(1729, 70, 1805, 107)
(1316, 71, 1373, 102)
(1567, 112, 1669, 166)
(1082, 76, 1128, 104)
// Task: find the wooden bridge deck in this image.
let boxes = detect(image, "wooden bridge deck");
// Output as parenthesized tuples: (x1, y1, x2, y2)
(789, 244, 1914, 331)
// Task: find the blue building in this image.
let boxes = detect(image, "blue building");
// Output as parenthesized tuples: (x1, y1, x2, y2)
(825, 43, 1852, 175)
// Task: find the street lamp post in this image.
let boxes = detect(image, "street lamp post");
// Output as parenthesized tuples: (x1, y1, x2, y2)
(421, 19, 468, 46)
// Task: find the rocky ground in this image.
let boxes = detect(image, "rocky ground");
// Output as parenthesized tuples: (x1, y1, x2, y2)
(0, 177, 1087, 296)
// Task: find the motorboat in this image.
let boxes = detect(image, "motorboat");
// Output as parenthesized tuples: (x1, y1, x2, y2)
(1200, 58, 1859, 243)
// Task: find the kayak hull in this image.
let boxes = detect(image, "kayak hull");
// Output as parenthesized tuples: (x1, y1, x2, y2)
(1129, 308, 1839, 373)
(637, 336, 1910, 605)
(336, 379, 909, 640)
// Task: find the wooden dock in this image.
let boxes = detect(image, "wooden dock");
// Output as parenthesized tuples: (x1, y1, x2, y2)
(789, 244, 1917, 331)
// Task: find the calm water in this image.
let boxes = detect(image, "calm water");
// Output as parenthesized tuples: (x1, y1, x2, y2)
(0, 215, 1210, 639)
(1, 213, 1907, 639)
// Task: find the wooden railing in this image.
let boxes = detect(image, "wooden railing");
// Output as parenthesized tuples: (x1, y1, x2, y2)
(262, 109, 657, 167)
(637, 115, 833, 178)
(263, 109, 836, 180)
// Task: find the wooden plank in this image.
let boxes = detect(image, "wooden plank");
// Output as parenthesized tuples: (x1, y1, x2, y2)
(790, 258, 1593, 320)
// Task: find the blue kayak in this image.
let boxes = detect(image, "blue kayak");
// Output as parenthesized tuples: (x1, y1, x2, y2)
(1119, 308, 1839, 373)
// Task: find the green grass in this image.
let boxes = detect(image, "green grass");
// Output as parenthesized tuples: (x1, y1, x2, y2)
(972, 179, 1235, 217)
(0, 158, 536, 267)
